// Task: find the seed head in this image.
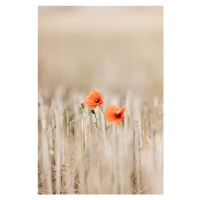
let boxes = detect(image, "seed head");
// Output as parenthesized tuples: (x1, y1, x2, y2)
(95, 98, 100, 103)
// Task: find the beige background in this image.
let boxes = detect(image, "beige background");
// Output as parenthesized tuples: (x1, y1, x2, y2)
(38, 6, 163, 101)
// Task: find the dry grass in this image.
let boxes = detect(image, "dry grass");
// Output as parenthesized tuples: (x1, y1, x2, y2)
(38, 6, 163, 194)
(38, 89, 163, 194)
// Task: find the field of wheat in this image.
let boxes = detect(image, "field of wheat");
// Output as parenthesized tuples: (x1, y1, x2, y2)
(38, 6, 163, 194)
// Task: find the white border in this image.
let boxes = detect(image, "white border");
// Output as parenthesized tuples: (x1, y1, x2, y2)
(1, 0, 200, 199)
(38, 0, 164, 6)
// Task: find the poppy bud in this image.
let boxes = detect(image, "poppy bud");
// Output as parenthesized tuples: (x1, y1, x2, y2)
(81, 103, 85, 109)
(91, 109, 95, 114)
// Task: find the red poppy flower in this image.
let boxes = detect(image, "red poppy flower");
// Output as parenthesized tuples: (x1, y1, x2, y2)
(84, 90, 103, 108)
(105, 105, 125, 125)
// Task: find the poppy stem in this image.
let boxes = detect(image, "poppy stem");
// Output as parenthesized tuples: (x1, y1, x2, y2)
(83, 107, 100, 139)
(100, 106, 108, 133)
(96, 125, 109, 138)
(82, 109, 89, 115)
(96, 125, 111, 144)
(94, 113, 98, 124)
(94, 114, 105, 140)
(90, 114, 100, 139)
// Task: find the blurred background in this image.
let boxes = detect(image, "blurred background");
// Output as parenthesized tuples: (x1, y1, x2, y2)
(38, 7, 163, 194)
(38, 6, 163, 102)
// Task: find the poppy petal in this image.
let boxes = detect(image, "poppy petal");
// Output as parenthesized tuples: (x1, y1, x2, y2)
(115, 118, 122, 125)
(105, 105, 125, 125)
(105, 105, 120, 123)
(84, 99, 97, 108)
(88, 90, 102, 100)
(84, 90, 103, 108)
(120, 107, 126, 116)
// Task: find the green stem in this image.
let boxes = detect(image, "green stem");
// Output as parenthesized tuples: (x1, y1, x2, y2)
(90, 114, 100, 139)
(83, 109, 89, 115)
(96, 126, 111, 144)
(96, 125, 108, 137)
(100, 106, 108, 133)
(94, 113, 98, 124)
(94, 113, 103, 139)
(81, 106, 105, 140)
(83, 107, 100, 139)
